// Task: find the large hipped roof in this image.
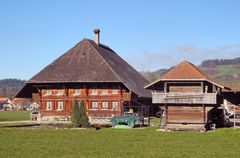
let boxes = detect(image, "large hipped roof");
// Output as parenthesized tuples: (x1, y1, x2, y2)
(17, 38, 150, 98)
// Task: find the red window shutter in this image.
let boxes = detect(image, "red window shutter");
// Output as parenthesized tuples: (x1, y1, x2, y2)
(42, 101, 45, 110)
(65, 101, 68, 111)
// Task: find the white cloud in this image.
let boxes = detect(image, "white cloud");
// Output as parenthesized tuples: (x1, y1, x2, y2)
(128, 44, 240, 71)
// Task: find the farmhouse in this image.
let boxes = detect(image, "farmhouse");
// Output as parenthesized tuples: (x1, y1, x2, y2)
(15, 29, 151, 124)
(145, 61, 231, 131)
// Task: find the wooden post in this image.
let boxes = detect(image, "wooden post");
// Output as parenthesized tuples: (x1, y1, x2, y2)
(148, 106, 150, 126)
(201, 82, 204, 93)
(203, 104, 206, 124)
(234, 105, 236, 130)
(142, 105, 144, 126)
(164, 82, 167, 93)
(165, 103, 168, 124)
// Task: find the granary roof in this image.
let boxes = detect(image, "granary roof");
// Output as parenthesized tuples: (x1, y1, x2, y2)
(145, 60, 230, 90)
(16, 38, 150, 98)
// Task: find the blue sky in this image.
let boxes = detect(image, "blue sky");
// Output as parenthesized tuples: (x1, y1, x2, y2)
(1, 0, 240, 80)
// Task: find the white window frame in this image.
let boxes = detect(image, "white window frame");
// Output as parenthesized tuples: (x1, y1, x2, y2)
(74, 89, 81, 95)
(112, 101, 118, 110)
(45, 89, 52, 95)
(101, 101, 109, 110)
(90, 89, 98, 95)
(112, 89, 118, 94)
(91, 101, 98, 110)
(57, 89, 64, 95)
(46, 101, 52, 110)
(57, 101, 64, 111)
(102, 89, 108, 95)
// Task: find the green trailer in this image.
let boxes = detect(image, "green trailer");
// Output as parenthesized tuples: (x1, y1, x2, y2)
(111, 115, 140, 128)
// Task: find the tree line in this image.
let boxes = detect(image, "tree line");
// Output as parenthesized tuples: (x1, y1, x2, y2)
(0, 79, 26, 98)
(201, 57, 240, 68)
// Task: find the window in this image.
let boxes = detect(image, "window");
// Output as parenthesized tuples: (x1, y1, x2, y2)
(74, 89, 81, 95)
(102, 89, 108, 95)
(57, 101, 64, 110)
(46, 101, 52, 110)
(102, 101, 109, 109)
(46, 90, 52, 95)
(112, 89, 118, 94)
(91, 101, 98, 109)
(57, 89, 64, 95)
(112, 101, 118, 110)
(90, 89, 98, 95)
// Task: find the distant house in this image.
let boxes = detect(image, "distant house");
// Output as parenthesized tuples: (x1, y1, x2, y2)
(145, 61, 231, 131)
(15, 29, 151, 124)
(0, 98, 12, 110)
(12, 98, 35, 110)
(0, 98, 11, 104)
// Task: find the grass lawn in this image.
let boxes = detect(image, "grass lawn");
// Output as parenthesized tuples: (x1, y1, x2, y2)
(0, 111, 31, 121)
(144, 117, 161, 125)
(0, 127, 240, 158)
(150, 117, 161, 123)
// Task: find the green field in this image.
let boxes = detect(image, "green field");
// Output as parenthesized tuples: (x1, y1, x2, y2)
(0, 127, 240, 158)
(0, 111, 31, 121)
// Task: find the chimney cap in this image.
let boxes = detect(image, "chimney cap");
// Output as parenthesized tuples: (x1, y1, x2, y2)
(93, 28, 100, 33)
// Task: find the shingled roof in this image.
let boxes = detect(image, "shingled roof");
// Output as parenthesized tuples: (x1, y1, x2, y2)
(17, 38, 150, 98)
(145, 60, 230, 90)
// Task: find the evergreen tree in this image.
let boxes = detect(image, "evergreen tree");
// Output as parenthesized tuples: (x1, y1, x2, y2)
(79, 100, 89, 128)
(71, 100, 89, 128)
(71, 100, 81, 127)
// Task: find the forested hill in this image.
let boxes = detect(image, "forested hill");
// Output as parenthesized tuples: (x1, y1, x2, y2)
(141, 57, 240, 90)
(0, 79, 26, 98)
(200, 57, 240, 90)
(200, 57, 240, 68)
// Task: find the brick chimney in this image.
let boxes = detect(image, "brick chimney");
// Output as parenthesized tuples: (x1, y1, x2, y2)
(93, 28, 100, 45)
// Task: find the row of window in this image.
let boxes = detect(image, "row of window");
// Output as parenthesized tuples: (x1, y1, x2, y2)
(46, 101, 64, 110)
(44, 89, 119, 96)
(45, 101, 119, 110)
(91, 101, 118, 110)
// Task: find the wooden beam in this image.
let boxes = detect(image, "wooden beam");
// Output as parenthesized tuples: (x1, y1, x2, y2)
(165, 103, 168, 124)
(234, 105, 236, 130)
(164, 82, 167, 93)
(203, 104, 206, 123)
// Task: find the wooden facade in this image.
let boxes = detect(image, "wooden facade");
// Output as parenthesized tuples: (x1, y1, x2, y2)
(145, 61, 230, 131)
(33, 83, 131, 123)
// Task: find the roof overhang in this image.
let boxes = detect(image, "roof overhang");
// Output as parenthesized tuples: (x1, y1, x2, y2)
(145, 78, 231, 91)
